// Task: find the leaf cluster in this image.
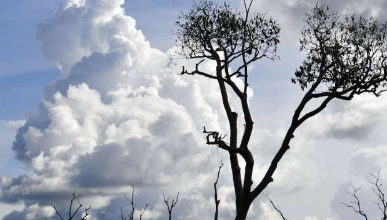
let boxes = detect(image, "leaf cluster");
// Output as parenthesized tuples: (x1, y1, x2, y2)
(293, 4, 387, 98)
(175, 0, 280, 63)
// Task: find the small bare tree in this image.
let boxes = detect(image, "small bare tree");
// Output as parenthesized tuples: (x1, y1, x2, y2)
(266, 173, 387, 220)
(163, 192, 179, 220)
(121, 185, 149, 220)
(52, 193, 91, 220)
(175, 1, 387, 220)
(343, 172, 387, 220)
(52, 186, 181, 220)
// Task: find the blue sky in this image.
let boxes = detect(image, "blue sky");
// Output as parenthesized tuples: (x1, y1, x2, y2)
(0, 0, 60, 120)
(1, 0, 387, 220)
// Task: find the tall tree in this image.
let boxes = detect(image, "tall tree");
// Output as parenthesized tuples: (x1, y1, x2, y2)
(175, 1, 387, 220)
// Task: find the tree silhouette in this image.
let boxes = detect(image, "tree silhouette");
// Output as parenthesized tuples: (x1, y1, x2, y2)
(343, 172, 387, 220)
(265, 174, 387, 220)
(121, 186, 149, 220)
(175, 1, 387, 220)
(54, 187, 180, 220)
(52, 193, 91, 220)
(163, 192, 179, 220)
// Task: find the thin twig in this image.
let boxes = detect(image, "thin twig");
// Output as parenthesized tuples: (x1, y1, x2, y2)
(265, 194, 288, 220)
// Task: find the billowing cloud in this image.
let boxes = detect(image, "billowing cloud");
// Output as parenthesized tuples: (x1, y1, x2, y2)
(0, 121, 26, 219)
(2, 204, 54, 220)
(0, 120, 25, 162)
(327, 96, 387, 219)
(251, 0, 387, 36)
(0, 0, 258, 219)
(303, 94, 387, 140)
(1, 0, 228, 218)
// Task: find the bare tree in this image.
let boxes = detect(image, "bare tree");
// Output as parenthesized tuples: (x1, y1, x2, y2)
(267, 173, 387, 220)
(53, 186, 181, 220)
(121, 185, 149, 220)
(163, 192, 179, 220)
(175, 1, 387, 220)
(343, 172, 387, 220)
(52, 193, 91, 220)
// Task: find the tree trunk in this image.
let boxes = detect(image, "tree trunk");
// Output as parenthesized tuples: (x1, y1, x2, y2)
(235, 201, 252, 220)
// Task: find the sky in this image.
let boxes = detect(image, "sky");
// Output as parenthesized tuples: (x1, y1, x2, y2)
(0, 0, 387, 220)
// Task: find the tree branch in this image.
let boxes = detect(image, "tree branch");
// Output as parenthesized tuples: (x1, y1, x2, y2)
(52, 193, 91, 220)
(163, 192, 179, 220)
(342, 184, 369, 220)
(214, 159, 224, 220)
(265, 194, 288, 220)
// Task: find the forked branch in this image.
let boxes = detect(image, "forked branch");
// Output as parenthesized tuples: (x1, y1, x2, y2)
(163, 192, 179, 220)
(122, 186, 149, 220)
(52, 193, 91, 220)
(342, 173, 387, 220)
